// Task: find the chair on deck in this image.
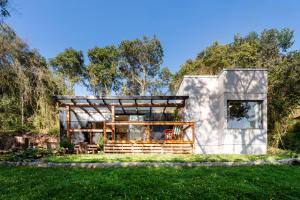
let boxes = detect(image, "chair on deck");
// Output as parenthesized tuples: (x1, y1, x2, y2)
(164, 126, 182, 141)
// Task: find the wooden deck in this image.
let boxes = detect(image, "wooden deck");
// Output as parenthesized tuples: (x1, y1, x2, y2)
(104, 143, 193, 154)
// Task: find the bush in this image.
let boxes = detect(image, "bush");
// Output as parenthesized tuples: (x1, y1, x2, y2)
(98, 135, 104, 151)
(52, 147, 66, 156)
(60, 140, 75, 154)
(281, 120, 300, 153)
(13, 148, 50, 161)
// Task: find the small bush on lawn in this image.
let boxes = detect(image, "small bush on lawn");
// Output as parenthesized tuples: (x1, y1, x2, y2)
(13, 148, 50, 161)
(60, 139, 75, 154)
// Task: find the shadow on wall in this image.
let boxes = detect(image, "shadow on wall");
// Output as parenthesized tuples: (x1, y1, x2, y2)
(182, 69, 267, 154)
(225, 70, 267, 154)
(183, 77, 220, 154)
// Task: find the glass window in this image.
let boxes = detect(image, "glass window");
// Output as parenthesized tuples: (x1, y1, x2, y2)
(227, 101, 262, 129)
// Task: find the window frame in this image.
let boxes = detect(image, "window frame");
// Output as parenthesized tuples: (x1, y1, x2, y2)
(226, 100, 263, 130)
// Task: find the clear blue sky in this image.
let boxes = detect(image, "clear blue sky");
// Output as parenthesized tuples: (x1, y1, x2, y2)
(6, 0, 300, 95)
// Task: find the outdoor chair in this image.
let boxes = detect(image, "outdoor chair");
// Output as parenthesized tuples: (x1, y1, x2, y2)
(164, 126, 182, 141)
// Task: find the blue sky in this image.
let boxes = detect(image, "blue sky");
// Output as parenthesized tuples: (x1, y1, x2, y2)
(6, 0, 300, 95)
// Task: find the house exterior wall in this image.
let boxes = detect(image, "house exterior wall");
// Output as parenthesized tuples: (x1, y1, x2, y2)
(177, 68, 268, 154)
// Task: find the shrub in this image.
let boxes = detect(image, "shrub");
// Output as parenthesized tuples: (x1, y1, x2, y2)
(52, 147, 66, 156)
(98, 135, 104, 151)
(281, 120, 300, 153)
(13, 148, 50, 161)
(60, 139, 75, 154)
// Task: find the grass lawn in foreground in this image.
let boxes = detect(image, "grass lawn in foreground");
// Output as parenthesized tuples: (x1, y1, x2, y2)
(42, 151, 297, 163)
(0, 165, 299, 199)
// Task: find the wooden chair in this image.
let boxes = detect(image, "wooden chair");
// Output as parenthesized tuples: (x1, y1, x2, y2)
(164, 126, 182, 141)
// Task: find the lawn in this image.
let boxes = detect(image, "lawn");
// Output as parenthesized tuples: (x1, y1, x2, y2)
(42, 149, 297, 163)
(0, 165, 299, 199)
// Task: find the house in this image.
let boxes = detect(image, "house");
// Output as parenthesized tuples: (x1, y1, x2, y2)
(176, 68, 268, 154)
(53, 68, 268, 154)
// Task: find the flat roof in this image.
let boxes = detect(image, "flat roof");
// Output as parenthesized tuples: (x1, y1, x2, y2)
(53, 95, 188, 115)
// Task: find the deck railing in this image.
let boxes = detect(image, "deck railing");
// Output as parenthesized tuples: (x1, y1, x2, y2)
(104, 121, 195, 144)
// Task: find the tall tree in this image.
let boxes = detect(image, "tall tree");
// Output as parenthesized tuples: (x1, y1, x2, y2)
(49, 48, 84, 93)
(118, 36, 164, 95)
(86, 46, 118, 95)
(0, 24, 66, 132)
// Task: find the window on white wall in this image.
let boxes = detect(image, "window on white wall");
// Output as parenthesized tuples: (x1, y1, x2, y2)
(227, 100, 262, 129)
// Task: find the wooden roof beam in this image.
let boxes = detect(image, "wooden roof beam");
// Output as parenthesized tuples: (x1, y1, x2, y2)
(119, 99, 126, 115)
(102, 99, 112, 112)
(87, 99, 107, 120)
(60, 102, 183, 108)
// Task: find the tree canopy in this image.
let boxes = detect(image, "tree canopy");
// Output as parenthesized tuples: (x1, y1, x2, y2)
(49, 48, 85, 93)
(118, 36, 166, 95)
(85, 46, 118, 96)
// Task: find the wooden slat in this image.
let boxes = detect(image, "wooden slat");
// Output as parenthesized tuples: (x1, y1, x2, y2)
(104, 143, 193, 154)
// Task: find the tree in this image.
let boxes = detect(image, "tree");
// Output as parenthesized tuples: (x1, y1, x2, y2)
(277, 28, 294, 52)
(49, 48, 84, 93)
(148, 67, 173, 95)
(118, 36, 164, 95)
(0, 24, 67, 133)
(86, 46, 118, 96)
(268, 51, 300, 146)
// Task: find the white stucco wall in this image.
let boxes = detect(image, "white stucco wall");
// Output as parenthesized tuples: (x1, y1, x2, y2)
(177, 68, 268, 154)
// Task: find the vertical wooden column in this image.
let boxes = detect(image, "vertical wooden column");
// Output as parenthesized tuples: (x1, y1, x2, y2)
(111, 106, 115, 141)
(66, 105, 71, 141)
(103, 121, 106, 144)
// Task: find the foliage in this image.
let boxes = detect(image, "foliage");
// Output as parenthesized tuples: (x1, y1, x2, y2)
(12, 148, 50, 161)
(171, 28, 300, 149)
(118, 36, 170, 95)
(85, 46, 118, 95)
(60, 139, 75, 153)
(98, 135, 104, 151)
(49, 48, 85, 93)
(0, 166, 300, 199)
(280, 119, 300, 153)
(0, 24, 67, 133)
(83, 36, 173, 96)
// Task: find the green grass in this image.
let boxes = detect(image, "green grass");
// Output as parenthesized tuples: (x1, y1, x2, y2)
(0, 165, 299, 199)
(42, 150, 297, 163)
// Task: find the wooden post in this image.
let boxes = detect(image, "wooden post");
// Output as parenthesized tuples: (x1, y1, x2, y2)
(103, 121, 106, 144)
(111, 106, 115, 141)
(66, 105, 71, 141)
(192, 123, 195, 153)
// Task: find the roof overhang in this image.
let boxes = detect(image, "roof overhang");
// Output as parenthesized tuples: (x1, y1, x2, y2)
(53, 95, 189, 115)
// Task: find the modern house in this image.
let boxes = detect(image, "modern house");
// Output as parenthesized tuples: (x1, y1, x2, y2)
(53, 68, 268, 154)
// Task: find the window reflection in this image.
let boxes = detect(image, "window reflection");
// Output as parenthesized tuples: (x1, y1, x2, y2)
(227, 101, 262, 129)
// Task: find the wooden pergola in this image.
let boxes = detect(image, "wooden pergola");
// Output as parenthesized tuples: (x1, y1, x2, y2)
(53, 95, 195, 153)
